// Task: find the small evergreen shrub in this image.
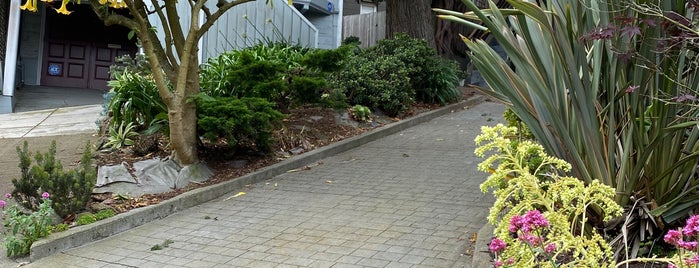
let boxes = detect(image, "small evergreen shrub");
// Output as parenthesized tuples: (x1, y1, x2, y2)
(197, 96, 284, 152)
(11, 141, 96, 218)
(363, 33, 462, 105)
(201, 43, 351, 110)
(331, 54, 413, 116)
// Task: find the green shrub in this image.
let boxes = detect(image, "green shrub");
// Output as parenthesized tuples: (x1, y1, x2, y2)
(363, 33, 461, 105)
(418, 57, 461, 105)
(11, 141, 96, 218)
(107, 70, 168, 132)
(197, 96, 284, 152)
(331, 54, 413, 116)
(201, 43, 352, 110)
(301, 45, 353, 72)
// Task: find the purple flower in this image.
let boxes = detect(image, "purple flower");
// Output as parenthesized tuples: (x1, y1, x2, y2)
(509, 215, 524, 233)
(4, 193, 10, 199)
(519, 233, 543, 246)
(41, 192, 50, 199)
(683, 215, 699, 237)
(687, 255, 699, 266)
(493, 260, 504, 267)
(0, 200, 5, 209)
(544, 243, 557, 253)
(506, 258, 514, 265)
(524, 210, 550, 229)
(678, 240, 697, 251)
(489, 238, 507, 253)
(665, 229, 682, 245)
(669, 263, 677, 268)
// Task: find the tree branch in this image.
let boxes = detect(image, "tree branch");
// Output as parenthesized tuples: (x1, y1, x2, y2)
(150, 0, 179, 69)
(164, 0, 186, 58)
(198, 0, 256, 38)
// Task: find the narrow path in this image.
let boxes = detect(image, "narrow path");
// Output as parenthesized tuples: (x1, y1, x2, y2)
(27, 102, 505, 268)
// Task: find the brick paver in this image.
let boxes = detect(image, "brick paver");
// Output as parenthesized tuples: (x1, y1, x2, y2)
(27, 102, 504, 267)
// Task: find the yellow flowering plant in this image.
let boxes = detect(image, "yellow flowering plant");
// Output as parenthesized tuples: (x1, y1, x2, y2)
(20, 0, 126, 15)
(476, 124, 623, 267)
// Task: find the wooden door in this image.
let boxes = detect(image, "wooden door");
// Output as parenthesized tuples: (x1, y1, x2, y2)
(41, 4, 135, 90)
(42, 41, 91, 88)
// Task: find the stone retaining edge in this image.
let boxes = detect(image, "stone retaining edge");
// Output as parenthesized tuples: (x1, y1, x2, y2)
(30, 95, 487, 261)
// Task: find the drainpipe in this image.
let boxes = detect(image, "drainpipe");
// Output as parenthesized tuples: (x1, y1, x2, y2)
(1, 0, 21, 113)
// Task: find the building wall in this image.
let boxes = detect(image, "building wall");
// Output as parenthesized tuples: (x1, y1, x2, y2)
(305, 12, 340, 49)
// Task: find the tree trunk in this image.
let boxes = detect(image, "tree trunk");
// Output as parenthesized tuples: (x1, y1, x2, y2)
(168, 53, 200, 166)
(385, 0, 436, 49)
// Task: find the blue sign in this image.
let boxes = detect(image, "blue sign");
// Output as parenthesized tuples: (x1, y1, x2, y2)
(48, 63, 61, 76)
(327, 1, 332, 12)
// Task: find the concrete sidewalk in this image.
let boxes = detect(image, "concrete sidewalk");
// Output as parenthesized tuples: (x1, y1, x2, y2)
(21, 100, 504, 268)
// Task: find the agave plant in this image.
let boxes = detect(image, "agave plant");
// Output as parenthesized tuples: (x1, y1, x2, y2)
(435, 0, 699, 260)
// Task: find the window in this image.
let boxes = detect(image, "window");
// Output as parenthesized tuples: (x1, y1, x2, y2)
(359, 3, 376, 14)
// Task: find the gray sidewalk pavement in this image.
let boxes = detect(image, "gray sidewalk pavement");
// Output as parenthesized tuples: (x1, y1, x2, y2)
(23, 101, 504, 268)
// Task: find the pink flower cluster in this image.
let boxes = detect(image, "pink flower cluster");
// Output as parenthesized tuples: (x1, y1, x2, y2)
(510, 210, 550, 233)
(665, 215, 699, 267)
(508, 210, 550, 246)
(490, 210, 559, 267)
(0, 193, 9, 209)
(665, 215, 699, 251)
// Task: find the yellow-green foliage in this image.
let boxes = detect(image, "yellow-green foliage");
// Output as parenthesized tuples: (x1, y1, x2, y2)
(476, 124, 623, 267)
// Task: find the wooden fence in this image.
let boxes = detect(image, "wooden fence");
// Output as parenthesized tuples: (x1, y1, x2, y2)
(342, 11, 385, 48)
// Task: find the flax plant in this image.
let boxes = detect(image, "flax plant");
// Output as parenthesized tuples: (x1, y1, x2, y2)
(436, 0, 699, 259)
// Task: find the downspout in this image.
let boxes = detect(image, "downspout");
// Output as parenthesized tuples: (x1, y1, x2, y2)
(1, 0, 20, 113)
(335, 0, 342, 48)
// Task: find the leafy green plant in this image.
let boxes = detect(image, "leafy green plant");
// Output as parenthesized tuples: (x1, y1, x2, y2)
(47, 223, 69, 233)
(75, 213, 96, 226)
(350, 105, 371, 122)
(436, 0, 699, 259)
(196, 96, 284, 153)
(11, 141, 96, 218)
(201, 43, 340, 110)
(105, 122, 139, 149)
(2, 192, 55, 257)
(332, 53, 414, 116)
(94, 209, 116, 220)
(476, 124, 622, 267)
(107, 70, 168, 131)
(418, 57, 462, 105)
(364, 33, 460, 105)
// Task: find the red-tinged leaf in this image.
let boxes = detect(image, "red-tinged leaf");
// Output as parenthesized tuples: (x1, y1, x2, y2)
(621, 25, 641, 39)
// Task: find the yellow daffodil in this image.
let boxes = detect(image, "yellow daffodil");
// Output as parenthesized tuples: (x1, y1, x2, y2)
(98, 0, 107, 4)
(55, 0, 71, 15)
(20, 0, 37, 12)
(288, 0, 292, 5)
(40, 0, 53, 3)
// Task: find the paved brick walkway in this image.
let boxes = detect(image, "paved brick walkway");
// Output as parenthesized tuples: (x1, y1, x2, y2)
(27, 102, 504, 268)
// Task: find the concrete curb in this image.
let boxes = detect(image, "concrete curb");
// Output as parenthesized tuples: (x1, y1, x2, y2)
(30, 95, 487, 261)
(473, 222, 495, 267)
